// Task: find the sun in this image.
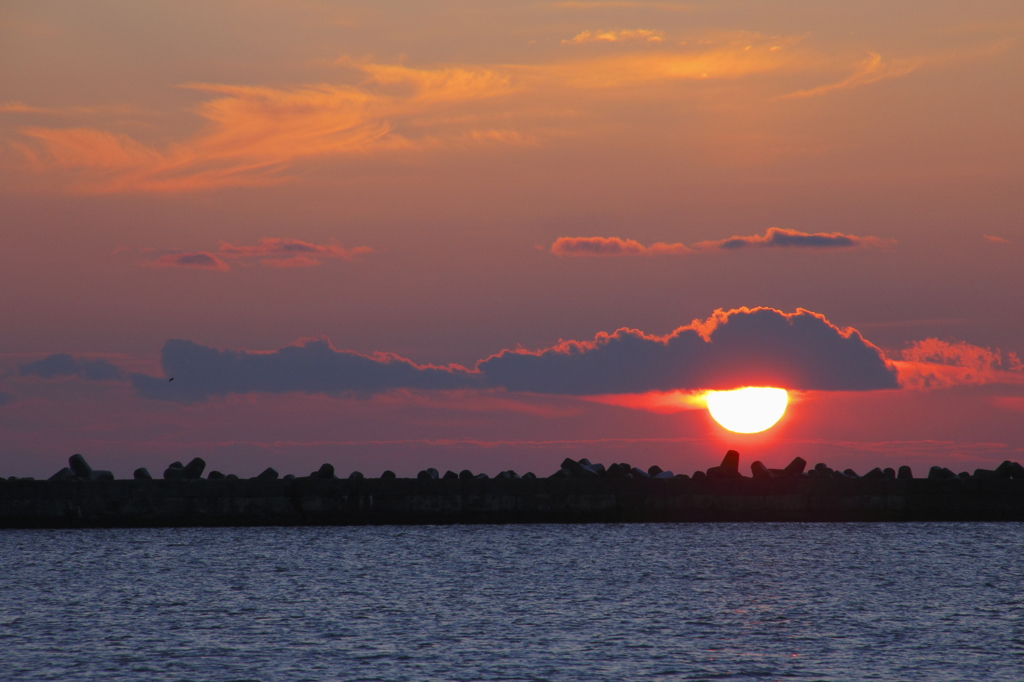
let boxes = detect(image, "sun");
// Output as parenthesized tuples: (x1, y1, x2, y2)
(705, 387, 788, 434)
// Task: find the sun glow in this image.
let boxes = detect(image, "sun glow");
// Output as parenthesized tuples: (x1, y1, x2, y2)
(705, 387, 788, 433)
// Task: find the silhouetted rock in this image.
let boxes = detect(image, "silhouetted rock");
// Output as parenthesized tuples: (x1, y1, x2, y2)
(898, 465, 913, 479)
(207, 471, 225, 480)
(973, 469, 997, 479)
(134, 467, 152, 480)
(226, 474, 239, 480)
(475, 473, 490, 479)
(606, 463, 628, 478)
(883, 468, 896, 480)
(653, 470, 674, 479)
(692, 470, 706, 481)
(958, 471, 970, 479)
(69, 454, 93, 479)
(751, 461, 774, 479)
(549, 468, 570, 478)
(418, 468, 439, 480)
(163, 466, 185, 480)
(349, 471, 364, 480)
(168, 461, 184, 469)
(458, 470, 474, 480)
(443, 470, 459, 480)
(315, 463, 335, 479)
(814, 463, 829, 473)
(648, 465, 663, 477)
(91, 470, 114, 481)
(578, 458, 593, 467)
(722, 450, 740, 472)
(561, 458, 599, 478)
(707, 451, 743, 479)
(928, 466, 957, 480)
(783, 457, 807, 476)
(256, 467, 279, 481)
(995, 461, 1015, 478)
(495, 471, 512, 479)
(523, 472, 537, 479)
(1010, 462, 1024, 479)
(283, 474, 296, 480)
(864, 467, 886, 479)
(631, 467, 651, 478)
(182, 457, 206, 480)
(49, 467, 76, 482)
(381, 470, 396, 479)
(843, 469, 859, 478)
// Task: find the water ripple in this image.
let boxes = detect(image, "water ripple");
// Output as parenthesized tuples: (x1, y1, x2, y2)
(1, 523, 1022, 681)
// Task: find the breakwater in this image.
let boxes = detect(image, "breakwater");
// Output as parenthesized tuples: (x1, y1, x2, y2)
(3, 453, 1024, 527)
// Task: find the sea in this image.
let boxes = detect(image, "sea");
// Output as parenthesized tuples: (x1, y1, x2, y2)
(1, 523, 1022, 681)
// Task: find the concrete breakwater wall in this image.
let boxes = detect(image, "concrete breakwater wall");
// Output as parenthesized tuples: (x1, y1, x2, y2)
(4, 473, 1024, 527)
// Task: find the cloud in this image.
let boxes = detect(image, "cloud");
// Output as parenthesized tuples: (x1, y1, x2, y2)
(131, 308, 899, 403)
(778, 53, 922, 100)
(0, 391, 12, 406)
(894, 339, 1024, 390)
(551, 227, 888, 256)
(477, 307, 899, 394)
(141, 238, 371, 271)
(984, 235, 1010, 244)
(130, 338, 478, 402)
(149, 252, 231, 271)
(550, 236, 690, 256)
(18, 354, 126, 381)
(692, 227, 888, 250)
(12, 63, 512, 193)
(562, 29, 664, 45)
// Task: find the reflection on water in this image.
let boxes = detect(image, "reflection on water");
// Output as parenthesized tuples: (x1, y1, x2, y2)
(1, 523, 1022, 681)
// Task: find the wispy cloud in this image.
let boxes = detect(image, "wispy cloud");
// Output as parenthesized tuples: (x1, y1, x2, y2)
(894, 338, 1024, 390)
(6, 33, 999, 193)
(551, 236, 690, 256)
(984, 235, 1010, 244)
(141, 238, 371, 271)
(11, 63, 514, 193)
(778, 53, 921, 99)
(562, 29, 664, 45)
(551, 227, 889, 257)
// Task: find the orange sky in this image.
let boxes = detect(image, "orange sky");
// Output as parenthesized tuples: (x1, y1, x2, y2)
(1, 1, 1022, 477)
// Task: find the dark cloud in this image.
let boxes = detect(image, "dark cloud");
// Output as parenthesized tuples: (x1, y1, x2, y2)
(477, 308, 899, 394)
(130, 338, 478, 402)
(552, 228, 888, 257)
(149, 252, 231, 271)
(131, 308, 898, 403)
(697, 227, 878, 250)
(141, 238, 372, 271)
(18, 354, 125, 381)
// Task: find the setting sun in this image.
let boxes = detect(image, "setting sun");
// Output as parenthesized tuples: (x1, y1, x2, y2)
(705, 387, 789, 433)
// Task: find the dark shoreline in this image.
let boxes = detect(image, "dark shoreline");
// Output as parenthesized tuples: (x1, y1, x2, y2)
(3, 475, 1024, 528)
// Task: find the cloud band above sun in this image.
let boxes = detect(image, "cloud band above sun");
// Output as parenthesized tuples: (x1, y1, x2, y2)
(129, 307, 899, 402)
(550, 227, 890, 257)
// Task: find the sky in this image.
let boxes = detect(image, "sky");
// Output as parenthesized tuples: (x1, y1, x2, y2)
(1, 0, 1022, 479)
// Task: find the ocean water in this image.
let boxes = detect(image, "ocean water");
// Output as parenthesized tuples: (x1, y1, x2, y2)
(1, 524, 1022, 681)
